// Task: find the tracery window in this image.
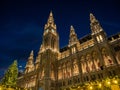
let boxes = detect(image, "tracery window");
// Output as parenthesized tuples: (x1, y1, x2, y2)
(58, 65, 62, 80)
(86, 54, 93, 72)
(66, 62, 71, 78)
(81, 56, 87, 73)
(102, 48, 114, 66)
(73, 59, 79, 76)
(96, 35, 103, 43)
(92, 51, 100, 70)
(71, 47, 76, 54)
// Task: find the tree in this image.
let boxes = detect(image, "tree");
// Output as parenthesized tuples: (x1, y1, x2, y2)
(1, 60, 18, 87)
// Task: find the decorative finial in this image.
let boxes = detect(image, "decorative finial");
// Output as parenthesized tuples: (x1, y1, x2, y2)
(47, 11, 54, 24)
(70, 25, 76, 35)
(50, 11, 53, 17)
(90, 13, 98, 23)
(69, 25, 78, 45)
(30, 50, 34, 56)
(70, 25, 74, 30)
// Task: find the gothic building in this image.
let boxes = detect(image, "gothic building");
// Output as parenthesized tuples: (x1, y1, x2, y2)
(17, 12, 120, 90)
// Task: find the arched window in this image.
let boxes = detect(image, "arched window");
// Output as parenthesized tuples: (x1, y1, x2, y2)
(102, 48, 113, 66)
(71, 47, 76, 54)
(92, 51, 100, 70)
(73, 59, 79, 76)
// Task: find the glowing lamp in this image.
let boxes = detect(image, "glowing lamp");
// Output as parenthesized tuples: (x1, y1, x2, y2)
(107, 81, 111, 85)
(113, 80, 118, 84)
(89, 86, 93, 90)
(98, 83, 102, 88)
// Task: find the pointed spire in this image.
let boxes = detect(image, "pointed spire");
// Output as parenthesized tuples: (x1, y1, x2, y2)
(50, 11, 53, 17)
(90, 13, 103, 34)
(69, 25, 78, 45)
(28, 50, 34, 59)
(25, 50, 35, 73)
(70, 25, 76, 36)
(71, 25, 74, 30)
(44, 11, 56, 30)
(90, 13, 98, 23)
(47, 11, 54, 24)
(30, 50, 33, 56)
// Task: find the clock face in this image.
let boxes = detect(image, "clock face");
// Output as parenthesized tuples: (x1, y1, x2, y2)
(51, 29, 54, 33)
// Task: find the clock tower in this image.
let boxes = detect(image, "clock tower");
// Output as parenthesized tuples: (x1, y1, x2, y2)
(41, 11, 59, 52)
(39, 11, 59, 90)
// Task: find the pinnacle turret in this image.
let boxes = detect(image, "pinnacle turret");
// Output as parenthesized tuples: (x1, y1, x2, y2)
(70, 25, 76, 36)
(69, 25, 78, 46)
(90, 13, 103, 34)
(44, 11, 56, 31)
(47, 11, 54, 24)
(25, 50, 35, 73)
(90, 13, 98, 23)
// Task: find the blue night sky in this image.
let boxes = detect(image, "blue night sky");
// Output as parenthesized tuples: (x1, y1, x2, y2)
(0, 0, 120, 78)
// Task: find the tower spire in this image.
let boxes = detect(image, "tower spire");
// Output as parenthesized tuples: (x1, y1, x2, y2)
(47, 11, 54, 24)
(90, 13, 98, 23)
(90, 13, 103, 35)
(25, 50, 35, 73)
(69, 25, 78, 46)
(44, 11, 56, 31)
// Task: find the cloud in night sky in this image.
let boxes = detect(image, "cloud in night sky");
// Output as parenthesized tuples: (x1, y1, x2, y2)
(0, 0, 120, 78)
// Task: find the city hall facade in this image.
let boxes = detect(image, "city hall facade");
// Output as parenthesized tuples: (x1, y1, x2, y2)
(17, 12, 120, 90)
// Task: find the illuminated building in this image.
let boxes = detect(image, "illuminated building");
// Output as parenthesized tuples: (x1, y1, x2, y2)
(17, 12, 120, 90)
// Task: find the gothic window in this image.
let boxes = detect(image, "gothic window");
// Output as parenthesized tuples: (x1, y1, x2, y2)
(82, 62, 86, 73)
(92, 51, 100, 70)
(51, 70, 55, 80)
(44, 37, 49, 47)
(51, 37, 54, 49)
(99, 35, 103, 41)
(96, 36, 100, 43)
(86, 54, 93, 72)
(41, 67, 44, 79)
(102, 48, 113, 66)
(73, 59, 79, 76)
(71, 47, 76, 54)
(96, 35, 103, 43)
(66, 62, 71, 78)
(58, 69, 62, 80)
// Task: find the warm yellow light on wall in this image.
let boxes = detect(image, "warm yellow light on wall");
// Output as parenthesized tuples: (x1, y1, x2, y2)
(113, 80, 118, 84)
(107, 81, 111, 85)
(0, 86, 2, 90)
(98, 83, 102, 88)
(78, 86, 80, 88)
(89, 86, 93, 90)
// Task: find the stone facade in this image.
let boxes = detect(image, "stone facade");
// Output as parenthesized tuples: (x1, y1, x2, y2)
(17, 12, 120, 90)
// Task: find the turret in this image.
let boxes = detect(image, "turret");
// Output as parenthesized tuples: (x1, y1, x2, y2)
(35, 46, 41, 69)
(90, 13, 106, 43)
(24, 50, 35, 74)
(69, 25, 79, 46)
(42, 11, 59, 52)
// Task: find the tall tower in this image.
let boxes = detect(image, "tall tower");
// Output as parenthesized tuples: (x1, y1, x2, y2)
(90, 13, 107, 43)
(38, 11, 59, 90)
(42, 11, 59, 52)
(90, 13, 117, 70)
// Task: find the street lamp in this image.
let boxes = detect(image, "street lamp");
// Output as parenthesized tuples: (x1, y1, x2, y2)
(89, 86, 93, 90)
(107, 81, 111, 85)
(98, 83, 102, 88)
(113, 79, 118, 84)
